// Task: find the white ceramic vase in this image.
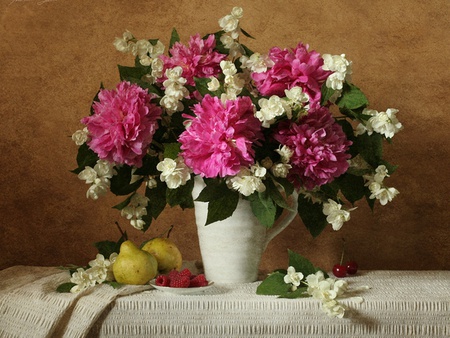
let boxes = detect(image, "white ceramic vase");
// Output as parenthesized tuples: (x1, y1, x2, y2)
(192, 176, 298, 284)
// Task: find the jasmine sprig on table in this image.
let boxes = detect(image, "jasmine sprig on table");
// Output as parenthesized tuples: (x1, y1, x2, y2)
(257, 250, 362, 318)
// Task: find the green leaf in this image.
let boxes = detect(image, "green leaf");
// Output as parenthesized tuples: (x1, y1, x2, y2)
(166, 178, 194, 209)
(249, 191, 277, 228)
(112, 194, 134, 210)
(110, 165, 144, 196)
(321, 83, 336, 104)
(256, 272, 291, 295)
(333, 173, 366, 204)
(297, 196, 327, 237)
(195, 179, 229, 202)
(337, 83, 369, 110)
(355, 132, 383, 167)
(104, 281, 122, 289)
(265, 177, 295, 211)
(194, 77, 213, 97)
(89, 84, 103, 116)
(240, 27, 255, 39)
(169, 28, 180, 50)
(288, 249, 322, 277)
(71, 143, 98, 174)
(204, 190, 239, 225)
(163, 142, 181, 159)
(56, 282, 76, 293)
(145, 180, 167, 220)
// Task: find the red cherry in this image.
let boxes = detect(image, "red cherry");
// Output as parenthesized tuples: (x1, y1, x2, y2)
(332, 264, 347, 278)
(346, 261, 358, 275)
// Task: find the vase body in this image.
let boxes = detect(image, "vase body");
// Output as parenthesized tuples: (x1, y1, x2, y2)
(192, 176, 297, 284)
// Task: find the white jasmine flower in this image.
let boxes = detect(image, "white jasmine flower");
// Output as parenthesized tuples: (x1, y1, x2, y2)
(368, 108, 403, 138)
(150, 40, 165, 58)
(270, 163, 292, 178)
(284, 266, 304, 291)
(322, 299, 346, 318)
(121, 193, 149, 230)
(373, 165, 389, 183)
(151, 58, 164, 79)
(364, 165, 399, 205)
(256, 95, 285, 127)
(156, 157, 191, 189)
(86, 265, 108, 284)
(78, 166, 98, 184)
(147, 177, 158, 189)
(207, 77, 221, 91)
(284, 86, 309, 105)
(78, 160, 116, 200)
(71, 127, 89, 145)
(94, 160, 116, 179)
(369, 184, 399, 205)
(227, 166, 266, 196)
(322, 199, 356, 231)
(221, 60, 237, 77)
(358, 108, 402, 138)
(322, 54, 353, 90)
(218, 6, 243, 33)
(240, 53, 274, 73)
(275, 145, 294, 163)
(70, 268, 97, 293)
(160, 95, 184, 115)
(113, 30, 134, 53)
(220, 35, 245, 58)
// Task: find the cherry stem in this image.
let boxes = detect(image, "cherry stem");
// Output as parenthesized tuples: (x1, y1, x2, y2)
(340, 238, 346, 265)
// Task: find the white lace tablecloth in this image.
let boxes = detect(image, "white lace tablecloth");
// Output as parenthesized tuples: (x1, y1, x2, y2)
(0, 266, 449, 338)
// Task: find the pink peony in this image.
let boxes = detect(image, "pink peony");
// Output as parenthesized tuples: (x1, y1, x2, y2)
(179, 95, 262, 178)
(273, 107, 352, 190)
(82, 81, 162, 167)
(252, 43, 331, 106)
(160, 34, 227, 86)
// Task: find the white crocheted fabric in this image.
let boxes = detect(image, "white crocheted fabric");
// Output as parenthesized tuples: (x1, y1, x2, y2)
(0, 267, 449, 338)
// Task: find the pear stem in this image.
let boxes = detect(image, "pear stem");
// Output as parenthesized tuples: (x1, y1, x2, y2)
(115, 222, 128, 240)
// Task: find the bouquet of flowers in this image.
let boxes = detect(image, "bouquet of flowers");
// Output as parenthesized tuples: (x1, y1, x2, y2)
(72, 7, 402, 237)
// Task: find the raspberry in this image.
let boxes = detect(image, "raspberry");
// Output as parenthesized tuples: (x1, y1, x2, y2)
(155, 274, 170, 287)
(189, 274, 208, 287)
(178, 268, 192, 279)
(170, 275, 191, 288)
(168, 270, 179, 280)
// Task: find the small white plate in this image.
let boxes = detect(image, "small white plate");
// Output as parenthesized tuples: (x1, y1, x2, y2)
(149, 280, 214, 295)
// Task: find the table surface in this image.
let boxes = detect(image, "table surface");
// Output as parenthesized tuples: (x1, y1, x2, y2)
(0, 266, 449, 338)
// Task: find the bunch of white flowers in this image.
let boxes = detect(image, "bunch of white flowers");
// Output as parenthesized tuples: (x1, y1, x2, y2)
(160, 66, 189, 115)
(156, 157, 191, 189)
(77, 159, 116, 200)
(226, 164, 266, 196)
(283, 268, 349, 318)
(120, 193, 149, 230)
(70, 253, 117, 293)
(322, 199, 357, 231)
(219, 60, 246, 101)
(364, 165, 399, 205)
(356, 108, 403, 139)
(322, 53, 353, 92)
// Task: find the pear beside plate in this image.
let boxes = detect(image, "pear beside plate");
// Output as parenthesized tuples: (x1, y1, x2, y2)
(149, 280, 214, 295)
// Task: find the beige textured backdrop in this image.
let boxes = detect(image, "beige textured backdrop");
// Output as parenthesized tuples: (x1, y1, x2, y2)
(1, 0, 449, 274)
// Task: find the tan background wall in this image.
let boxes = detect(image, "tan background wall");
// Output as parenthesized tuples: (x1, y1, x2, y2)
(1, 0, 449, 274)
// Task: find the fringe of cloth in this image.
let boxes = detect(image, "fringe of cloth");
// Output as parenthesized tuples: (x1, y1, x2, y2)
(1, 267, 449, 338)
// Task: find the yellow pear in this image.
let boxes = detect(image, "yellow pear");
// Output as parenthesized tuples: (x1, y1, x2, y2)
(113, 240, 158, 285)
(141, 238, 182, 274)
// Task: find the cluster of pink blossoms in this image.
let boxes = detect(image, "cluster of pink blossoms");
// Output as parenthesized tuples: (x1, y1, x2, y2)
(159, 34, 227, 86)
(273, 107, 352, 190)
(252, 43, 331, 106)
(179, 95, 262, 178)
(82, 82, 162, 167)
